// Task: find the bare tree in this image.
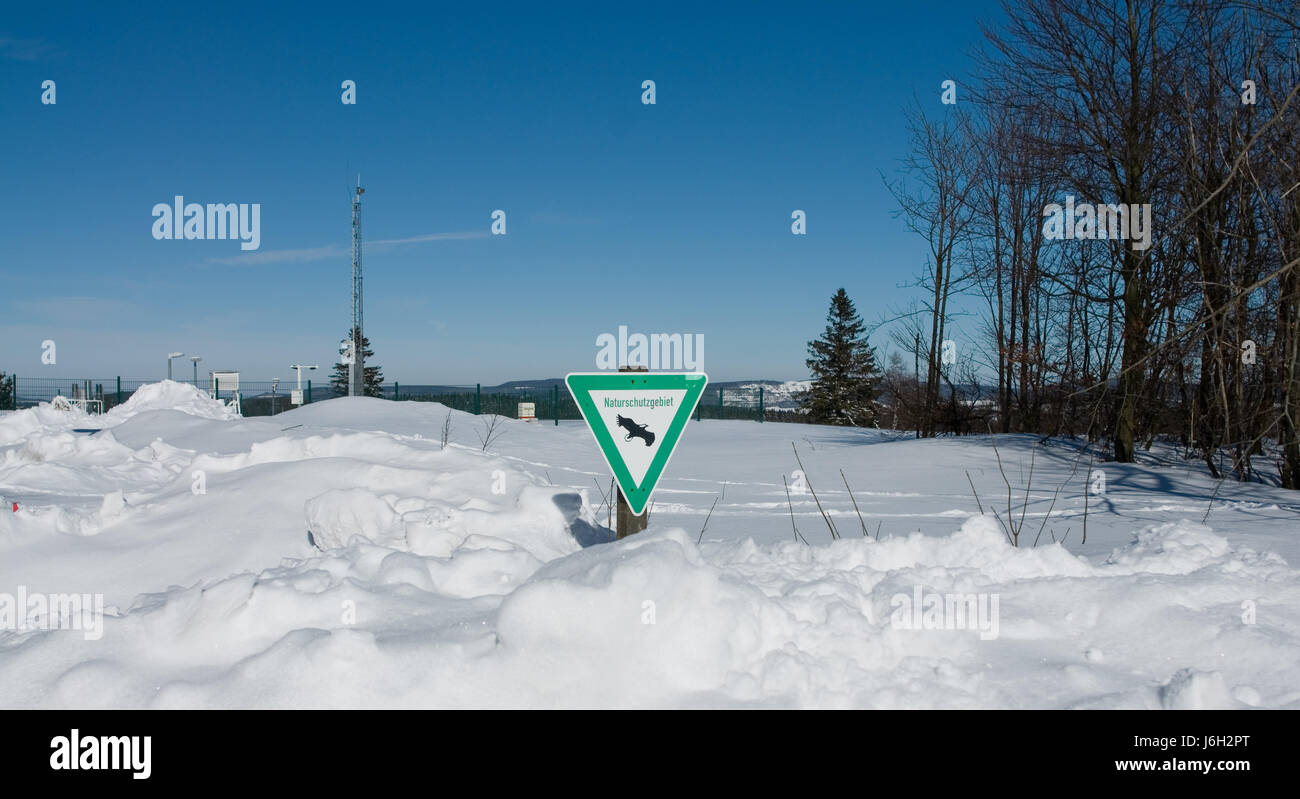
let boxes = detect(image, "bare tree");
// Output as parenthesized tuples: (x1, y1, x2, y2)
(477, 414, 507, 452)
(886, 101, 979, 437)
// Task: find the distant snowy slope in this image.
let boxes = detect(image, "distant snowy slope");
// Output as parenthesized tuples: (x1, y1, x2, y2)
(714, 379, 810, 409)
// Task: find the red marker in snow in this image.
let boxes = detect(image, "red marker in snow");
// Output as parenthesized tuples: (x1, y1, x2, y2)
(11, 502, 16, 512)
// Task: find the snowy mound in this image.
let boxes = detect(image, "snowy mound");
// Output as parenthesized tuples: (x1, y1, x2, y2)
(4, 510, 1295, 708)
(104, 380, 238, 423)
(1, 397, 1298, 708)
(0, 402, 93, 447)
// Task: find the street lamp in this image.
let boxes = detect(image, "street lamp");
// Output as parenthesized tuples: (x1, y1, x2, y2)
(167, 352, 185, 381)
(189, 356, 203, 386)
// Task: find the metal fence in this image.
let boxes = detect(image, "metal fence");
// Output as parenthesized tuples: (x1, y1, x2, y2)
(6, 376, 775, 422)
(698, 385, 769, 421)
(8, 377, 317, 417)
(393, 384, 578, 421)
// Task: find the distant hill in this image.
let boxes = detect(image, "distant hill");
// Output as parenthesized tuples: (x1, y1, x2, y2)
(394, 377, 812, 410)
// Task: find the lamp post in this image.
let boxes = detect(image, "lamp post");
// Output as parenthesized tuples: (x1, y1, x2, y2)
(167, 352, 185, 381)
(290, 364, 318, 406)
(189, 356, 202, 386)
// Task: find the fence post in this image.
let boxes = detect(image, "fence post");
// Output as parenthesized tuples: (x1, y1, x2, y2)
(758, 386, 764, 423)
(553, 384, 559, 426)
(306, 380, 312, 404)
(475, 384, 481, 415)
(394, 381, 399, 401)
(116, 377, 121, 406)
(11, 376, 16, 410)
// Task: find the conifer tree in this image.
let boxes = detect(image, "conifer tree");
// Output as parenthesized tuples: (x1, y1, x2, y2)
(802, 288, 882, 426)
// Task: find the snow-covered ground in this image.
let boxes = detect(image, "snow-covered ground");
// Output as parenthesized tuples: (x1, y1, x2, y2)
(1, 381, 1297, 708)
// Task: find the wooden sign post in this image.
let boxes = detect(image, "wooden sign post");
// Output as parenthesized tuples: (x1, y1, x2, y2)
(615, 366, 649, 538)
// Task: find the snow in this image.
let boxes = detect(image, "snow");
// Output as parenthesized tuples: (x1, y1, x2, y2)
(104, 379, 241, 423)
(1, 382, 1298, 708)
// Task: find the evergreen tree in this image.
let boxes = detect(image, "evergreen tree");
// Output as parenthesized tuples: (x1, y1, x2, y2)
(802, 288, 881, 426)
(331, 328, 385, 397)
(0, 372, 12, 410)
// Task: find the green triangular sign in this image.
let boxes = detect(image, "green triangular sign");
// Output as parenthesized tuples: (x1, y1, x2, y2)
(566, 372, 708, 516)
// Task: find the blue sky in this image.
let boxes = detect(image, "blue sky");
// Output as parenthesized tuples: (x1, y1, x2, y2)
(1, 0, 1001, 384)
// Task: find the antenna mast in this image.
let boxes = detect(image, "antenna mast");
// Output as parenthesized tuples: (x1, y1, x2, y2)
(350, 175, 365, 397)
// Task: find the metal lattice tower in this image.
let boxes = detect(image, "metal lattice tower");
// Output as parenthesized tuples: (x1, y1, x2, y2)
(350, 178, 365, 397)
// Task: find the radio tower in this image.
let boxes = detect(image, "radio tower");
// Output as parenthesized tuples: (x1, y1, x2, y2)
(349, 176, 365, 397)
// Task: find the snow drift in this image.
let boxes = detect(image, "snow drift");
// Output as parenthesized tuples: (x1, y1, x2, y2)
(0, 383, 1297, 708)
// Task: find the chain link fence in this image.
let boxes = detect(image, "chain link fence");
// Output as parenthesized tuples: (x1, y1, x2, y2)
(5, 376, 777, 422)
(8, 376, 312, 417)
